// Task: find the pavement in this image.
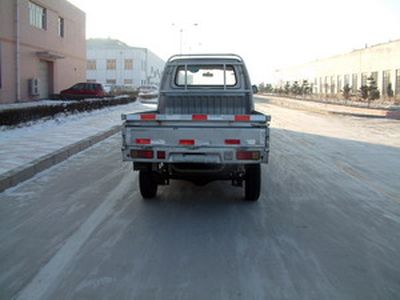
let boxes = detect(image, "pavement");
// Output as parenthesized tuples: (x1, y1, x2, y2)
(0, 100, 155, 192)
(1, 99, 400, 299)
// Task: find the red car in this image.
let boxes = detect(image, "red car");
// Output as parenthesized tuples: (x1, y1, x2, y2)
(60, 82, 107, 100)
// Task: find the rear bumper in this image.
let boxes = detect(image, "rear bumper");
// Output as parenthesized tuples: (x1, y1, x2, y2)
(122, 146, 269, 164)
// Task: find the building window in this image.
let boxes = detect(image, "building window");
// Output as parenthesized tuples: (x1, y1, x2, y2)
(314, 78, 318, 93)
(106, 79, 116, 84)
(124, 79, 133, 85)
(352, 74, 358, 93)
(87, 60, 96, 70)
(337, 75, 342, 93)
(344, 74, 350, 86)
(107, 59, 116, 70)
(58, 17, 64, 37)
(382, 70, 391, 96)
(370, 72, 378, 84)
(124, 59, 133, 70)
(396, 69, 400, 96)
(29, 1, 46, 30)
(324, 76, 329, 94)
(361, 73, 368, 86)
(330, 76, 335, 94)
(319, 78, 323, 95)
(87, 79, 96, 83)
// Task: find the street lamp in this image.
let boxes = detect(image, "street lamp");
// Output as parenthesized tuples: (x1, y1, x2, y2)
(172, 23, 198, 54)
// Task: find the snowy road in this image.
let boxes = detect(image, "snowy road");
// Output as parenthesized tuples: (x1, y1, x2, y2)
(1, 99, 400, 299)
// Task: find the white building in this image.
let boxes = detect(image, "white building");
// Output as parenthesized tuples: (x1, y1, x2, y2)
(274, 39, 400, 99)
(86, 38, 164, 88)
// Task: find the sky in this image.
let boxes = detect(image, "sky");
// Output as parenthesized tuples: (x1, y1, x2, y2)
(68, 0, 400, 84)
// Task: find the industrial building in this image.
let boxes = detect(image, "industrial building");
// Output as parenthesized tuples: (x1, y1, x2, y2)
(86, 38, 164, 88)
(0, 0, 86, 103)
(274, 39, 400, 99)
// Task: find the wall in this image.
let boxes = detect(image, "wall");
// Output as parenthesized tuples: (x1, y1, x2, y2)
(0, 0, 86, 103)
(274, 40, 400, 98)
(86, 40, 165, 88)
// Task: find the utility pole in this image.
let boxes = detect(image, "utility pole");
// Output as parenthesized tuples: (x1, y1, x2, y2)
(172, 23, 198, 54)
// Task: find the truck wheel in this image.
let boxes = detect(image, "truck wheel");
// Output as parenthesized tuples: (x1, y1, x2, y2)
(139, 171, 158, 199)
(244, 164, 261, 201)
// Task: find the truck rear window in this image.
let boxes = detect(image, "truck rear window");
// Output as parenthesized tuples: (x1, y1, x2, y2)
(175, 65, 237, 87)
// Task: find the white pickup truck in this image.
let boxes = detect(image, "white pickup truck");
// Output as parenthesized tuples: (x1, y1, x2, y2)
(122, 54, 270, 201)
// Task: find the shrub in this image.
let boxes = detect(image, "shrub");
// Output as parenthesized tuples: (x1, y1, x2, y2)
(342, 84, 351, 100)
(0, 97, 136, 126)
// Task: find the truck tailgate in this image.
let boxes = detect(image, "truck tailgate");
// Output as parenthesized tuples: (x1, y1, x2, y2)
(122, 112, 270, 164)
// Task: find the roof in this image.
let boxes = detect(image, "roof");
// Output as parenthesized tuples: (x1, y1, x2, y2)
(86, 38, 145, 51)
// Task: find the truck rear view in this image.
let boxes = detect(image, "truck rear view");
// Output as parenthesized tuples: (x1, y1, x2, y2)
(122, 54, 270, 201)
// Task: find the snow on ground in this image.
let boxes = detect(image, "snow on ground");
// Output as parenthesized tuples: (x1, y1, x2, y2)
(0, 101, 155, 175)
(0, 96, 132, 112)
(0, 100, 70, 112)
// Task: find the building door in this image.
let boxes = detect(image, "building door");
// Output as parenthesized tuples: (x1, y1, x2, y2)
(38, 60, 50, 98)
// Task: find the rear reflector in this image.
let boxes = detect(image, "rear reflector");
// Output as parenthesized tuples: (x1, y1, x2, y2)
(225, 139, 240, 145)
(135, 138, 151, 144)
(131, 150, 153, 159)
(157, 151, 166, 159)
(234, 115, 250, 122)
(179, 139, 195, 145)
(192, 114, 208, 121)
(236, 151, 260, 160)
(140, 114, 156, 120)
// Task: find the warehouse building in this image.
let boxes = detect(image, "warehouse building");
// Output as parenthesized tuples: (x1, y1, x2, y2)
(0, 0, 86, 103)
(274, 39, 400, 99)
(86, 38, 164, 89)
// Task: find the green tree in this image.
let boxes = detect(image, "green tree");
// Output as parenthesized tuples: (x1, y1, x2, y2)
(387, 83, 394, 98)
(342, 84, 351, 100)
(265, 83, 273, 93)
(291, 81, 300, 95)
(258, 82, 265, 93)
(367, 76, 380, 101)
(284, 82, 290, 95)
(301, 80, 311, 95)
(359, 85, 368, 100)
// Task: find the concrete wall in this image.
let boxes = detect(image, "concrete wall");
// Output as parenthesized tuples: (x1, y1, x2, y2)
(0, 0, 86, 103)
(274, 40, 400, 98)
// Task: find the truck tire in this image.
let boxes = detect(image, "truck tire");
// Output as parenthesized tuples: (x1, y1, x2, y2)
(139, 171, 158, 199)
(245, 164, 261, 201)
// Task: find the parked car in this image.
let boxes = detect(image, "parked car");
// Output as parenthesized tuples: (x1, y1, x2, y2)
(138, 84, 159, 99)
(60, 82, 107, 100)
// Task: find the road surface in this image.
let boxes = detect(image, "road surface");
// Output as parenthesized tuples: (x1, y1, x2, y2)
(1, 98, 400, 299)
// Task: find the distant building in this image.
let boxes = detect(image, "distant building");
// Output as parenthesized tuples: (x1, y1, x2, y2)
(274, 39, 400, 99)
(0, 0, 86, 103)
(86, 38, 164, 88)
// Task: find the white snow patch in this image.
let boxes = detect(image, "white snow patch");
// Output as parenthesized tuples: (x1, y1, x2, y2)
(0, 101, 156, 176)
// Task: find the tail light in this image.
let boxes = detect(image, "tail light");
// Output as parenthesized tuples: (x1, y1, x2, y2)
(131, 150, 153, 159)
(135, 138, 151, 145)
(236, 151, 260, 160)
(140, 114, 156, 120)
(234, 115, 250, 122)
(179, 139, 195, 145)
(192, 114, 207, 121)
(225, 139, 240, 145)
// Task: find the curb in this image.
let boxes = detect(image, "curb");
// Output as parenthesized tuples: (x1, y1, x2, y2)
(256, 96, 400, 119)
(0, 125, 122, 193)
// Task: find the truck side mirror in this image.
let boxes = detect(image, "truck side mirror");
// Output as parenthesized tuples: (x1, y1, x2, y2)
(252, 85, 259, 94)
